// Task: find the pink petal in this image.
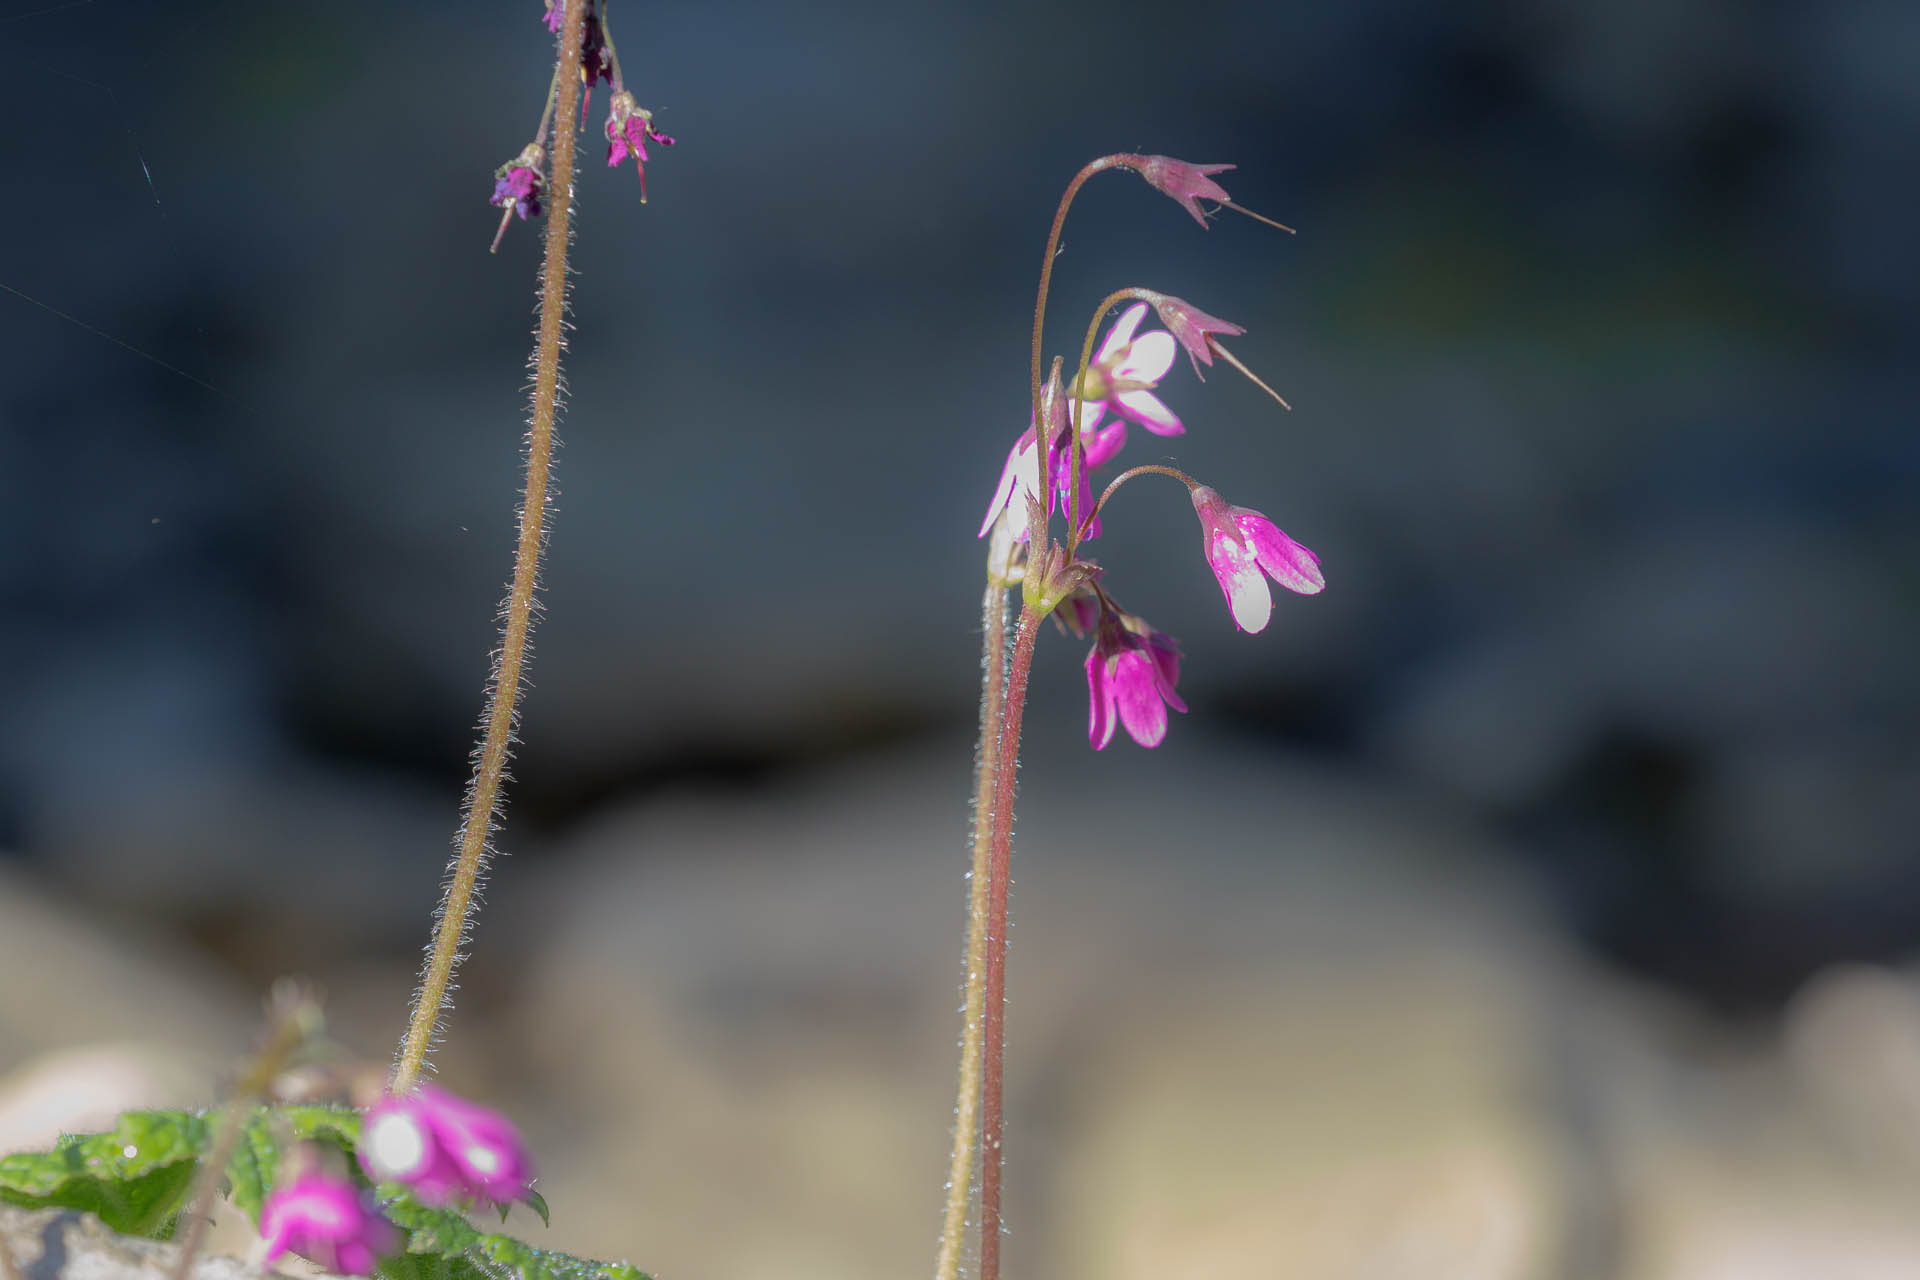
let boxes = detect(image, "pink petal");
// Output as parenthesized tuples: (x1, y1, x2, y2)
(1116, 330, 1177, 385)
(1208, 532, 1274, 633)
(1082, 419, 1128, 469)
(1085, 650, 1119, 749)
(978, 431, 1037, 538)
(1096, 303, 1149, 364)
(1239, 512, 1324, 594)
(1114, 389, 1184, 436)
(1113, 651, 1170, 747)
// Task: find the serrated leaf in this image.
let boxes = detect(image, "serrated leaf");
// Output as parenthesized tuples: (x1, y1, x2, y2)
(0, 1110, 208, 1234)
(226, 1103, 362, 1221)
(381, 1195, 649, 1280)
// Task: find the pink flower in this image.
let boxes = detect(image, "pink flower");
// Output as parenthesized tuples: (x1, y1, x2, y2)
(259, 1173, 400, 1278)
(360, 1085, 533, 1208)
(1146, 294, 1245, 380)
(605, 91, 675, 199)
(1086, 609, 1186, 749)
(978, 426, 1048, 541)
(1134, 156, 1235, 229)
(541, 0, 565, 33)
(1074, 303, 1182, 436)
(1190, 486, 1323, 633)
(490, 145, 546, 222)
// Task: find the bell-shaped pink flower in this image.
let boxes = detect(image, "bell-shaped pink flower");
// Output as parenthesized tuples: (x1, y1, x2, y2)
(259, 1172, 401, 1278)
(1086, 608, 1186, 749)
(1074, 303, 1182, 436)
(360, 1085, 534, 1208)
(1191, 486, 1323, 633)
(1134, 156, 1235, 229)
(1147, 294, 1245, 380)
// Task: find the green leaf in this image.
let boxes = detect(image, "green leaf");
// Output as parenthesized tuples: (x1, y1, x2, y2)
(380, 1195, 649, 1280)
(1, 1105, 643, 1280)
(226, 1104, 363, 1221)
(0, 1111, 208, 1235)
(0, 1105, 365, 1235)
(524, 1188, 551, 1229)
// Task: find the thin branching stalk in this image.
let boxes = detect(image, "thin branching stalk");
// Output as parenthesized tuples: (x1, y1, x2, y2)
(168, 987, 319, 1280)
(935, 524, 1018, 1280)
(978, 603, 1041, 1280)
(395, 0, 588, 1093)
(1029, 156, 1127, 429)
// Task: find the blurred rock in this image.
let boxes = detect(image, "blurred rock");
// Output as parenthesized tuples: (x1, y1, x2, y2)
(0, 863, 251, 1154)
(484, 738, 1576, 1280)
(0, 1206, 272, 1280)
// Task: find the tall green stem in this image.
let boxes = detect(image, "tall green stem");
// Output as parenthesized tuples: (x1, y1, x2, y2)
(978, 603, 1041, 1280)
(934, 525, 1017, 1280)
(394, 0, 587, 1092)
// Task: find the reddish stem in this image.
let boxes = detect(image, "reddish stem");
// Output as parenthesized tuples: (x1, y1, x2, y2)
(1029, 156, 1130, 438)
(979, 603, 1041, 1280)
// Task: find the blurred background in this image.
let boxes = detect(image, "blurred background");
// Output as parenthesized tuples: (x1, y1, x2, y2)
(2, 0, 1918, 1276)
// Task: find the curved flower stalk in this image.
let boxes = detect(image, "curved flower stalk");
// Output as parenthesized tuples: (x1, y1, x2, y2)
(940, 152, 1321, 1280)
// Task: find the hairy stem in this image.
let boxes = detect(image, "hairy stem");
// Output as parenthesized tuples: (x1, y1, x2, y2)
(395, 0, 588, 1093)
(935, 526, 1017, 1280)
(979, 603, 1041, 1280)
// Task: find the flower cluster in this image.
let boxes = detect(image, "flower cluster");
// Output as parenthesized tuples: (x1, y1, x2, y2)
(252, 1086, 533, 1277)
(360, 1084, 535, 1207)
(491, 0, 675, 249)
(977, 159, 1321, 748)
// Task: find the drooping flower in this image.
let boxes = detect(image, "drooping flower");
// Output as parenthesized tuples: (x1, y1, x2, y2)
(1133, 156, 1236, 229)
(1190, 485, 1323, 633)
(1086, 606, 1186, 749)
(360, 1086, 534, 1208)
(259, 1172, 401, 1278)
(1145, 293, 1245, 380)
(490, 145, 546, 222)
(1072, 303, 1183, 436)
(579, 10, 614, 93)
(605, 91, 676, 200)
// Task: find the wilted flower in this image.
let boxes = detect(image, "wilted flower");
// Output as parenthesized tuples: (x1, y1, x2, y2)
(1133, 155, 1236, 229)
(490, 145, 546, 222)
(1086, 606, 1186, 749)
(259, 1172, 400, 1278)
(1190, 485, 1322, 633)
(1144, 293, 1245, 380)
(360, 1085, 533, 1208)
(605, 91, 676, 200)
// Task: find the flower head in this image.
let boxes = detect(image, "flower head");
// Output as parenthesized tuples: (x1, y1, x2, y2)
(1190, 485, 1323, 633)
(605, 91, 676, 200)
(1073, 303, 1182, 437)
(259, 1172, 401, 1278)
(360, 1085, 534, 1208)
(491, 145, 546, 222)
(579, 10, 614, 91)
(1086, 606, 1186, 749)
(1133, 156, 1235, 229)
(1146, 294, 1245, 380)
(541, 0, 564, 33)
